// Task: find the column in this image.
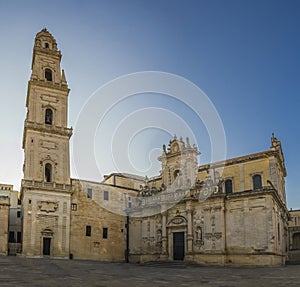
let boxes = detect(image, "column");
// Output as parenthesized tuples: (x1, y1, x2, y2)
(186, 202, 193, 253)
(162, 212, 167, 255)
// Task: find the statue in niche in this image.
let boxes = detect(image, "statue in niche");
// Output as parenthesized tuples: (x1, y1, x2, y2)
(196, 226, 202, 241)
(156, 229, 162, 248)
(195, 226, 204, 246)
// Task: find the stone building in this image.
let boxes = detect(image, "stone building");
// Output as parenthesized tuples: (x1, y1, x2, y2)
(0, 184, 22, 255)
(288, 210, 300, 263)
(19, 29, 292, 266)
(128, 135, 289, 266)
(0, 196, 9, 255)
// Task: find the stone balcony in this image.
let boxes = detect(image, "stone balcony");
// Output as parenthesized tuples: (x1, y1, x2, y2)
(21, 179, 72, 193)
(24, 120, 73, 138)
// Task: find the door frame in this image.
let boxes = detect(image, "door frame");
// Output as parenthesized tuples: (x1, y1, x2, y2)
(43, 237, 51, 256)
(167, 216, 187, 261)
(173, 231, 185, 260)
(41, 228, 53, 257)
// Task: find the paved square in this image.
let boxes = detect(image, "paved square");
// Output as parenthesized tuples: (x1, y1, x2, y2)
(0, 256, 300, 287)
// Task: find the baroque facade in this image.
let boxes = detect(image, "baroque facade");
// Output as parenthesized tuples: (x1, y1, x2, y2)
(18, 29, 297, 266)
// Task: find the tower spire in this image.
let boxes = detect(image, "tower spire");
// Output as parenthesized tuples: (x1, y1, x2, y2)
(61, 69, 68, 87)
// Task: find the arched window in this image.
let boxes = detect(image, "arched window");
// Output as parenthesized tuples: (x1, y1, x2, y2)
(45, 68, 52, 81)
(225, 179, 233, 194)
(45, 108, 53, 125)
(45, 163, 52, 182)
(292, 233, 300, 250)
(45, 42, 49, 48)
(253, 174, 262, 190)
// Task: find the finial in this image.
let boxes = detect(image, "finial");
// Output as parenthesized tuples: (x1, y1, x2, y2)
(61, 69, 68, 86)
(163, 144, 166, 153)
(186, 136, 190, 147)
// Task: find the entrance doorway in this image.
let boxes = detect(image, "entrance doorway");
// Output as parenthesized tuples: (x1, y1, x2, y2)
(173, 232, 184, 260)
(43, 237, 51, 256)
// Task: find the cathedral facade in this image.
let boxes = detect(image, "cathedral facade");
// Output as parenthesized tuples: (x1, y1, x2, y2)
(20, 29, 292, 266)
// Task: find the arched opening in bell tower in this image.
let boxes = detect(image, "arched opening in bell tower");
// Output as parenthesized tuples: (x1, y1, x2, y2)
(45, 68, 53, 81)
(45, 108, 53, 125)
(45, 163, 52, 182)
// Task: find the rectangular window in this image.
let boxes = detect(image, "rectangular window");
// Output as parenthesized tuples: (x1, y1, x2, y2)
(104, 191, 109, 201)
(17, 211, 21, 218)
(128, 202, 132, 208)
(71, 203, 77, 211)
(8, 231, 15, 243)
(86, 225, 91, 237)
(103, 227, 108, 239)
(87, 188, 92, 199)
(17, 232, 22, 243)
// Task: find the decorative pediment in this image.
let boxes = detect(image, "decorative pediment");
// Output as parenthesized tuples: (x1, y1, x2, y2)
(41, 228, 54, 237)
(167, 215, 187, 227)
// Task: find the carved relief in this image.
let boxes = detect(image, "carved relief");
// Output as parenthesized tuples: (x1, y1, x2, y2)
(41, 94, 59, 103)
(170, 216, 185, 225)
(38, 201, 58, 213)
(39, 140, 58, 150)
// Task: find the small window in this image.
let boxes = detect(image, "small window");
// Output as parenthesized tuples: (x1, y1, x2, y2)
(71, 203, 77, 211)
(45, 68, 53, 81)
(17, 211, 21, 218)
(103, 227, 108, 239)
(45, 42, 49, 48)
(17, 232, 22, 243)
(45, 163, 52, 182)
(45, 108, 53, 125)
(86, 225, 91, 237)
(225, 179, 233, 194)
(8, 231, 15, 243)
(128, 202, 132, 208)
(87, 188, 92, 199)
(104, 191, 109, 201)
(29, 199, 31, 204)
(253, 174, 262, 190)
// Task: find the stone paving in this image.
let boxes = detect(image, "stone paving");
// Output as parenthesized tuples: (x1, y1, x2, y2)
(0, 256, 300, 287)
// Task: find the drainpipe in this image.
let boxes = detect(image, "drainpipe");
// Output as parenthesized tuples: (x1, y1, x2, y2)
(223, 195, 227, 265)
(125, 215, 129, 263)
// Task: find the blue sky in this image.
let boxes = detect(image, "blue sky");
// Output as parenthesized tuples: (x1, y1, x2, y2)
(0, 0, 299, 208)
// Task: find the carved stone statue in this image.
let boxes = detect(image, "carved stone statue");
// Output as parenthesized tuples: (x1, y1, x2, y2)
(196, 226, 202, 241)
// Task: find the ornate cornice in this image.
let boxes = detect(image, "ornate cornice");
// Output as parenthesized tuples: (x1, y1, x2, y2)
(22, 120, 72, 148)
(21, 179, 72, 194)
(28, 79, 70, 93)
(24, 120, 72, 137)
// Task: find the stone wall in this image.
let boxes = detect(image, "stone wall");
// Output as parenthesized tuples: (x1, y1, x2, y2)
(0, 196, 9, 255)
(69, 179, 131, 261)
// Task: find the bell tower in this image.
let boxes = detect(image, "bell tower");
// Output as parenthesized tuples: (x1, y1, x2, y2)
(21, 29, 72, 258)
(158, 136, 199, 189)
